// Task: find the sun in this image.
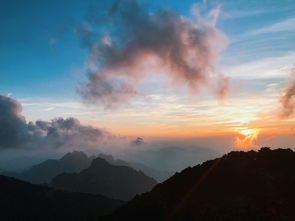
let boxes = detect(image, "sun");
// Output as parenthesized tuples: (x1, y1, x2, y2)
(237, 128, 259, 137)
(240, 129, 251, 136)
(234, 128, 260, 148)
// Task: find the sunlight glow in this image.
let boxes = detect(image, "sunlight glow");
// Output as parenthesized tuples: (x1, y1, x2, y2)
(234, 128, 260, 148)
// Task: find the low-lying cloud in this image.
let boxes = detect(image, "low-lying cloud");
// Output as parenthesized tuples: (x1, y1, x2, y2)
(0, 95, 111, 150)
(78, 0, 228, 109)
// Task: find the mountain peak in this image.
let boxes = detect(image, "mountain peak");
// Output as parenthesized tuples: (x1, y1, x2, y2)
(90, 157, 110, 168)
(61, 151, 88, 161)
(51, 156, 157, 200)
(3, 151, 93, 184)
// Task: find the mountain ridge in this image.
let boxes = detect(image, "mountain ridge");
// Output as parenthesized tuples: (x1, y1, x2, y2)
(2, 151, 95, 184)
(104, 147, 295, 221)
(98, 153, 173, 182)
(50, 157, 157, 200)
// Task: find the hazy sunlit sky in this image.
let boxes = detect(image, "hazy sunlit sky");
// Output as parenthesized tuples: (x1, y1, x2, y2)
(1, 0, 295, 149)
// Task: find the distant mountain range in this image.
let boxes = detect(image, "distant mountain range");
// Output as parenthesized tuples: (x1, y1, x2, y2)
(2, 151, 172, 184)
(1, 151, 160, 201)
(2, 151, 95, 184)
(104, 147, 295, 220)
(0, 175, 123, 221)
(98, 153, 173, 182)
(50, 157, 157, 200)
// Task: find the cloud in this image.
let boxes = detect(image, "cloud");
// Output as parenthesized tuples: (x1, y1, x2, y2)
(224, 9, 267, 20)
(0, 95, 112, 150)
(26, 118, 108, 149)
(223, 52, 295, 80)
(77, 0, 228, 109)
(279, 69, 295, 118)
(131, 137, 144, 146)
(0, 96, 28, 149)
(247, 17, 295, 36)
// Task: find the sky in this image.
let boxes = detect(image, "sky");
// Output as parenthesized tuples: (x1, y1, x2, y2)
(0, 0, 295, 170)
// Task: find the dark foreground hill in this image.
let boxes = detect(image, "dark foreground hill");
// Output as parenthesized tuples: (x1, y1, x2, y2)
(0, 175, 123, 221)
(105, 147, 295, 221)
(3, 151, 94, 184)
(51, 157, 157, 200)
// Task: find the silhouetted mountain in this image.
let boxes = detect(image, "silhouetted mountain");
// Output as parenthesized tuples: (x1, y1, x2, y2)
(50, 157, 157, 200)
(0, 175, 123, 221)
(98, 153, 130, 166)
(2, 151, 94, 184)
(129, 161, 174, 182)
(105, 147, 295, 221)
(98, 153, 173, 182)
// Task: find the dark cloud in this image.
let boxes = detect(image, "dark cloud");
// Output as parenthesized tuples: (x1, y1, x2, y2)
(280, 69, 295, 118)
(131, 137, 144, 146)
(0, 95, 109, 150)
(0, 96, 28, 148)
(27, 117, 107, 149)
(77, 0, 228, 109)
(77, 74, 138, 109)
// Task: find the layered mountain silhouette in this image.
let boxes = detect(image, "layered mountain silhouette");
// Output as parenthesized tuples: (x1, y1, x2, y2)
(2, 151, 94, 184)
(50, 157, 157, 200)
(0, 175, 123, 221)
(2, 151, 171, 184)
(105, 147, 295, 221)
(98, 153, 173, 182)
